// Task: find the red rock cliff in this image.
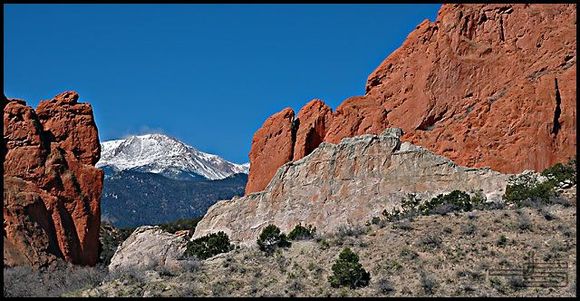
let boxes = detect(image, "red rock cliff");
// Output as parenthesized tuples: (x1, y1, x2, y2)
(3, 91, 104, 267)
(245, 3, 576, 194)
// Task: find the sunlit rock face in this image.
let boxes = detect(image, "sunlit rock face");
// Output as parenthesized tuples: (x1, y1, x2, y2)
(3, 91, 103, 267)
(245, 3, 576, 195)
(195, 128, 510, 245)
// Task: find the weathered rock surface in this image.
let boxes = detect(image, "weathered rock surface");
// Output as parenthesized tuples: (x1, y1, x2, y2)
(245, 3, 576, 194)
(245, 108, 296, 194)
(195, 128, 510, 244)
(292, 99, 333, 161)
(108, 226, 188, 273)
(3, 92, 103, 267)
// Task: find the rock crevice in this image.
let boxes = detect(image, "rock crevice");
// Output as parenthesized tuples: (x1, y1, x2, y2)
(552, 78, 562, 135)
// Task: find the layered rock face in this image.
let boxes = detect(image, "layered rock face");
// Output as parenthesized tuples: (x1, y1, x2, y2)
(245, 4, 576, 194)
(3, 91, 103, 267)
(195, 128, 510, 244)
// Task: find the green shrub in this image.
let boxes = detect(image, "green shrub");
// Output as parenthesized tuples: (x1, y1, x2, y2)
(288, 223, 316, 240)
(497, 234, 508, 247)
(504, 159, 576, 206)
(382, 194, 422, 222)
(401, 193, 422, 212)
(470, 190, 487, 206)
(503, 172, 555, 206)
(382, 207, 402, 222)
(318, 238, 330, 250)
(541, 157, 576, 188)
(257, 224, 291, 254)
(328, 248, 371, 289)
(184, 231, 233, 260)
(420, 190, 473, 215)
(383, 190, 481, 222)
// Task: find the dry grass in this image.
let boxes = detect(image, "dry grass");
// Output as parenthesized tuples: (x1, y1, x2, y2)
(58, 204, 576, 297)
(3, 261, 107, 297)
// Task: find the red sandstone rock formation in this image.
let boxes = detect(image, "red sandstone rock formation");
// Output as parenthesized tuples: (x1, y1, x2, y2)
(292, 99, 333, 160)
(245, 3, 576, 195)
(245, 108, 295, 194)
(3, 91, 103, 267)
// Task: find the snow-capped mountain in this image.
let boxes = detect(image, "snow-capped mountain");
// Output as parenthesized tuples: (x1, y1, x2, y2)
(96, 134, 249, 180)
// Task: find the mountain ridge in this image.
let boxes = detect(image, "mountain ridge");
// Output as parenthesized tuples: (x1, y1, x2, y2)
(101, 170, 247, 228)
(97, 133, 249, 181)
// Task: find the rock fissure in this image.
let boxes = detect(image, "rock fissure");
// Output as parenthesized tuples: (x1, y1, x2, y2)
(499, 15, 505, 42)
(290, 117, 299, 159)
(551, 78, 562, 136)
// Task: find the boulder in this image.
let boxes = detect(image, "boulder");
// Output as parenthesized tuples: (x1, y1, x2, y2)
(108, 226, 188, 273)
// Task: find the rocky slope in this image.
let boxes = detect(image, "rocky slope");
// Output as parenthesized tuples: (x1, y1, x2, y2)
(97, 134, 249, 181)
(66, 202, 576, 297)
(3, 91, 103, 267)
(246, 3, 577, 194)
(194, 128, 510, 244)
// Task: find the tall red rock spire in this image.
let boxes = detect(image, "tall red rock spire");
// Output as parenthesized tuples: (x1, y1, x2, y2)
(3, 91, 104, 267)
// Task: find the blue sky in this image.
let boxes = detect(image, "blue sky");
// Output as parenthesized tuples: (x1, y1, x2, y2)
(4, 4, 441, 164)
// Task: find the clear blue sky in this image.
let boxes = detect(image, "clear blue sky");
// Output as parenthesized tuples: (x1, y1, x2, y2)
(4, 4, 440, 164)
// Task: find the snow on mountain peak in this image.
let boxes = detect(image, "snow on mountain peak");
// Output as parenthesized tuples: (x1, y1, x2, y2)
(96, 134, 249, 180)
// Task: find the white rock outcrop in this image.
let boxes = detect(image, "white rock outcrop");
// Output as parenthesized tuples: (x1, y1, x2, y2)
(108, 226, 188, 273)
(194, 128, 511, 245)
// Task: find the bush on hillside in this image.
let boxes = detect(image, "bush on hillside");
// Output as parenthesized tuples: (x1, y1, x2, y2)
(419, 190, 477, 215)
(541, 157, 576, 188)
(184, 231, 233, 260)
(504, 173, 553, 206)
(382, 191, 483, 222)
(328, 247, 371, 289)
(288, 223, 316, 240)
(504, 158, 576, 207)
(382, 193, 422, 222)
(256, 224, 291, 255)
